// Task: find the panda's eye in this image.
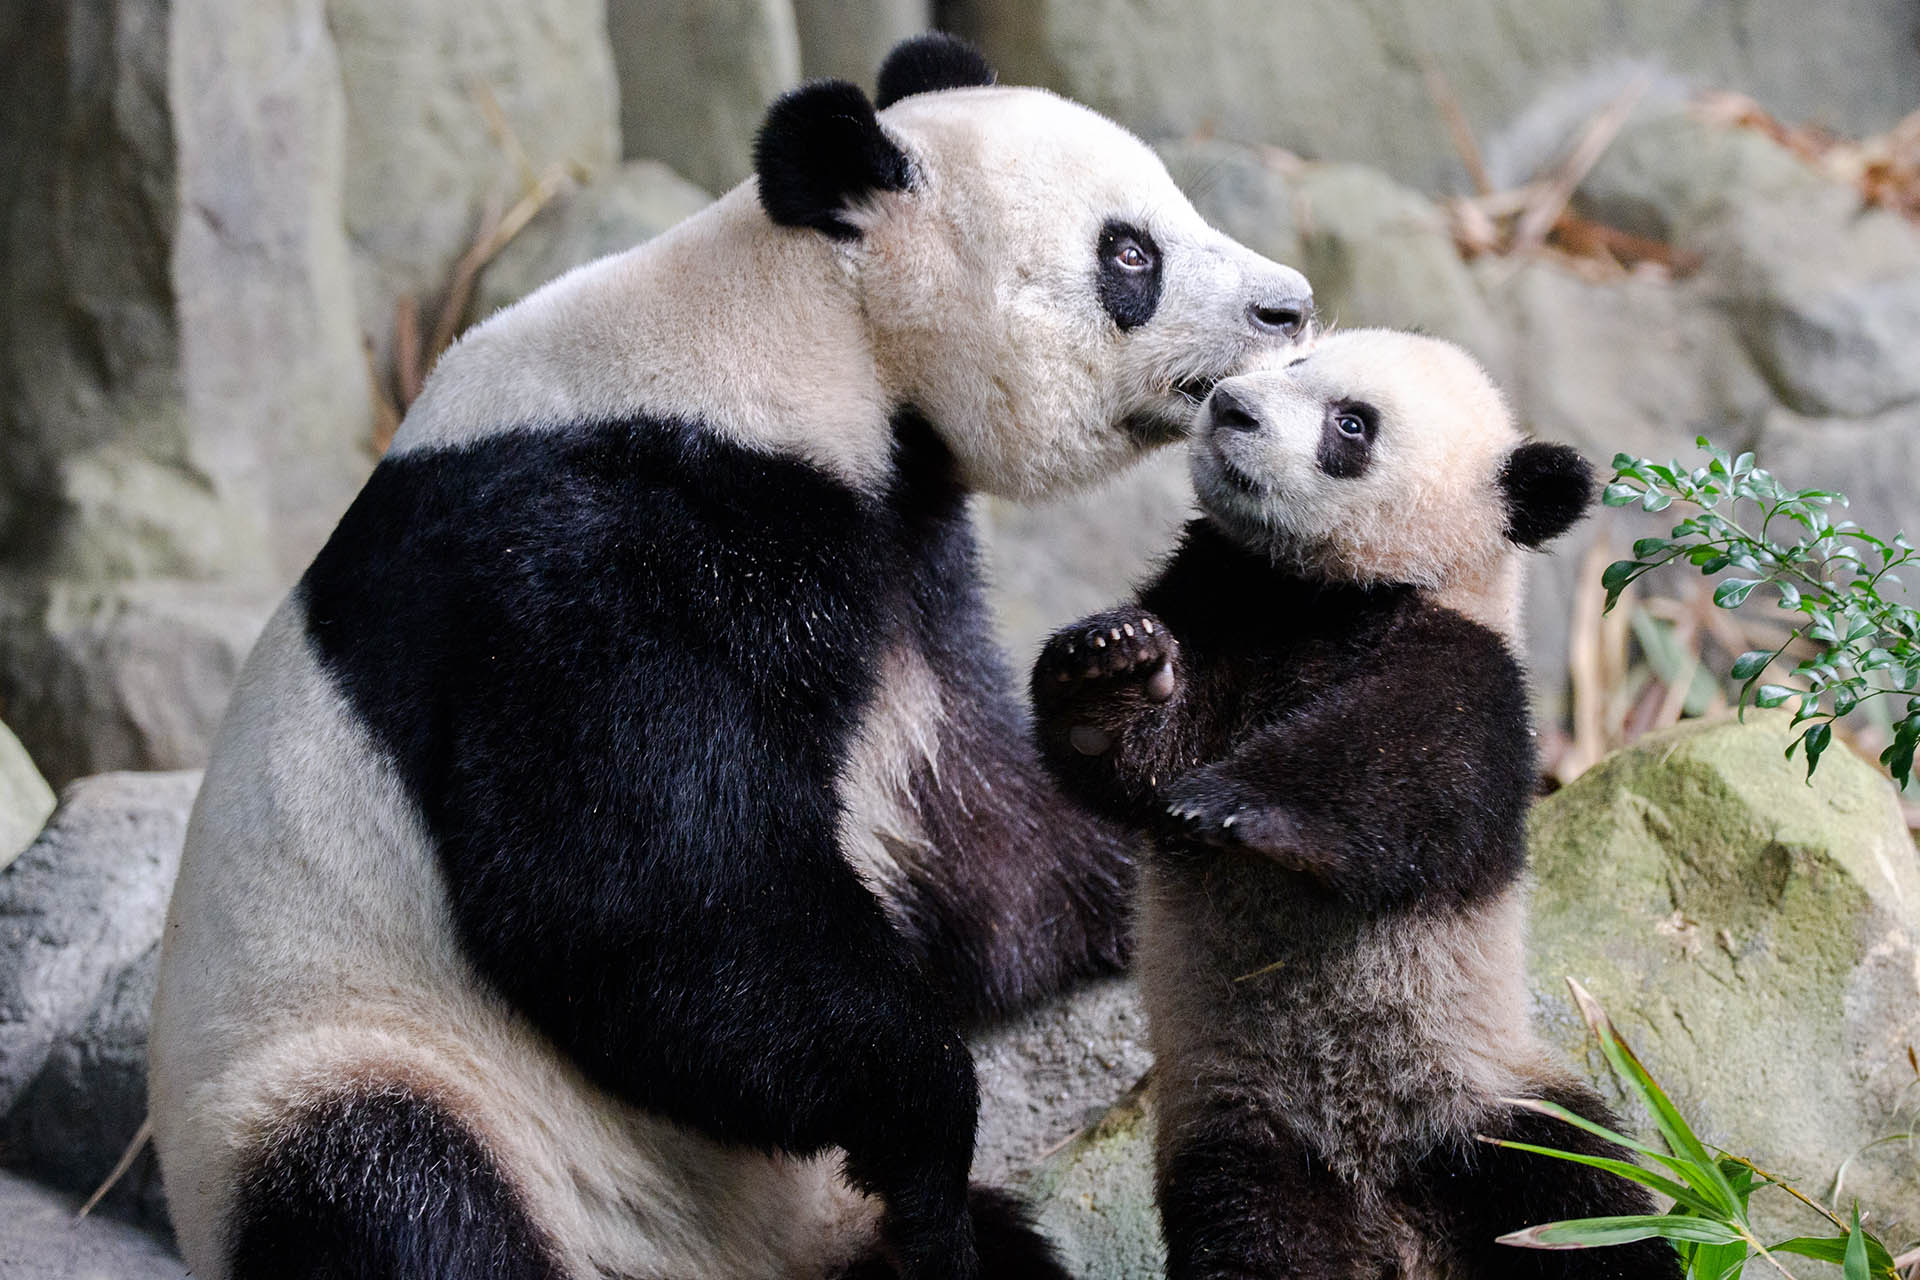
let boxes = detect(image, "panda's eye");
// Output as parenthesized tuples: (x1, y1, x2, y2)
(1114, 240, 1152, 271)
(1335, 411, 1366, 437)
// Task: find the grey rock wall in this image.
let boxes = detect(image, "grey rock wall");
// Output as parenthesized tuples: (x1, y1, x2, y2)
(949, 0, 1920, 195)
(329, 0, 620, 371)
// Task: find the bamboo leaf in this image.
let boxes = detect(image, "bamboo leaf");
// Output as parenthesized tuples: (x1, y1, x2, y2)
(1481, 1137, 1723, 1216)
(1499, 1215, 1741, 1250)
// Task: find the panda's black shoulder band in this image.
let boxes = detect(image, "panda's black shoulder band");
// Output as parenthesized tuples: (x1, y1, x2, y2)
(875, 34, 996, 110)
(754, 80, 912, 240)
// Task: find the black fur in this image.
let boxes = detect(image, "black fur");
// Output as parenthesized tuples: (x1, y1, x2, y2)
(228, 1085, 563, 1280)
(875, 33, 996, 110)
(1406, 1086, 1681, 1278)
(1033, 520, 1534, 910)
(755, 79, 913, 239)
(840, 1188, 1071, 1280)
(1154, 1106, 1366, 1280)
(1502, 442, 1595, 547)
(302, 411, 1134, 1277)
(1095, 220, 1164, 331)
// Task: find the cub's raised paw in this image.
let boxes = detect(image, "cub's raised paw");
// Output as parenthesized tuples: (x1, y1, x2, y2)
(1159, 773, 1308, 867)
(1034, 611, 1178, 701)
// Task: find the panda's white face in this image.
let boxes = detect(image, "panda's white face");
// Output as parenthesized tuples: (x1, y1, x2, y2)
(856, 87, 1314, 500)
(1190, 330, 1524, 593)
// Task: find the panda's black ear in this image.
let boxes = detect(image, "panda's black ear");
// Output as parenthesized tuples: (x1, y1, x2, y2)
(754, 80, 912, 240)
(875, 33, 996, 109)
(1501, 442, 1595, 547)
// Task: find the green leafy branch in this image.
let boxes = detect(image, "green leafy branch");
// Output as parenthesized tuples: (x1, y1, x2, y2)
(1600, 437, 1919, 786)
(1492, 979, 1903, 1279)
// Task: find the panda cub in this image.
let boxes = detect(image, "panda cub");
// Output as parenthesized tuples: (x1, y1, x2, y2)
(1031, 330, 1682, 1279)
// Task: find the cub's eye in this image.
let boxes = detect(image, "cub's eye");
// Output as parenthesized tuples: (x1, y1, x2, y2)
(1111, 238, 1153, 271)
(1335, 411, 1366, 437)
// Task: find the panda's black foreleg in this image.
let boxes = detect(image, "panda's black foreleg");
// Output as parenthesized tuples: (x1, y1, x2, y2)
(1407, 1087, 1684, 1279)
(1155, 1100, 1379, 1280)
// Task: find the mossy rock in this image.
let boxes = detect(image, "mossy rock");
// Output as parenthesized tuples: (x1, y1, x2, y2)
(1528, 712, 1920, 1238)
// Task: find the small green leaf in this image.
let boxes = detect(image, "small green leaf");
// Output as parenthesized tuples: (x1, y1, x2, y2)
(1602, 483, 1641, 507)
(1845, 1205, 1871, 1280)
(1713, 579, 1761, 608)
(1499, 1215, 1742, 1250)
(1801, 722, 1832, 778)
(1730, 651, 1773, 680)
(1602, 561, 1644, 592)
(1633, 537, 1671, 559)
(1643, 491, 1674, 512)
(1754, 684, 1796, 708)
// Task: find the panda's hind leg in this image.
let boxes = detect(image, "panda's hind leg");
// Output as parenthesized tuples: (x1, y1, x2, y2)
(227, 1081, 565, 1280)
(1406, 1085, 1683, 1279)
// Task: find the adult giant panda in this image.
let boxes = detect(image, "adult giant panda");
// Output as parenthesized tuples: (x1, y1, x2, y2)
(148, 35, 1312, 1280)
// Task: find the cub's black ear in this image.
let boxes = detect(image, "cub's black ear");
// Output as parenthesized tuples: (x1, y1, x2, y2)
(875, 33, 996, 109)
(754, 80, 912, 240)
(1501, 442, 1595, 547)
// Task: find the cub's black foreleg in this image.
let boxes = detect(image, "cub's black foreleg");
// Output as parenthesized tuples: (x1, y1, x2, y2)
(1411, 1086, 1683, 1279)
(1156, 1102, 1383, 1280)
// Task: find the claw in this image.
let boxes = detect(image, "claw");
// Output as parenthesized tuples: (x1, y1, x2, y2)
(1142, 619, 1154, 634)
(1122, 623, 1135, 637)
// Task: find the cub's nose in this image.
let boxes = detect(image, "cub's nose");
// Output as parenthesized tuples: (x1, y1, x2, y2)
(1247, 296, 1311, 338)
(1206, 386, 1261, 433)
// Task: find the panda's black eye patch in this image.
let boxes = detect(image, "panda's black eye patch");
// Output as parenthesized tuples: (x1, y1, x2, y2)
(1317, 399, 1377, 479)
(1096, 220, 1163, 331)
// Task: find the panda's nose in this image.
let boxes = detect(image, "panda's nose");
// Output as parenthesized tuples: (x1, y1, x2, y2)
(1207, 387, 1261, 433)
(1248, 295, 1311, 339)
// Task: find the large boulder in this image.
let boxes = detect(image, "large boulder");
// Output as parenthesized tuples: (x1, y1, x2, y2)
(949, 0, 1920, 194)
(327, 0, 620, 372)
(0, 723, 53, 873)
(0, 1170, 185, 1280)
(1529, 714, 1920, 1237)
(607, 0, 800, 195)
(0, 772, 199, 1228)
(0, 0, 372, 780)
(0, 580, 267, 787)
(1581, 106, 1920, 421)
(472, 161, 712, 322)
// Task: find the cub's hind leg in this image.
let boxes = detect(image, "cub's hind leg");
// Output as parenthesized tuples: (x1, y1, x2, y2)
(227, 1082, 565, 1280)
(1408, 1085, 1683, 1279)
(1155, 1098, 1386, 1280)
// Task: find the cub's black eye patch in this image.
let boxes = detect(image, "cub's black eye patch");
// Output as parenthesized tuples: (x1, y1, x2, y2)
(1096, 220, 1163, 331)
(1317, 399, 1377, 479)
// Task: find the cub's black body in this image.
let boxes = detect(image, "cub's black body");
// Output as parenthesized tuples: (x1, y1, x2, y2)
(1033, 522, 1678, 1278)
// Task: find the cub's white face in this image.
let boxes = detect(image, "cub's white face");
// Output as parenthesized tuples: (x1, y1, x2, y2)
(1190, 330, 1524, 591)
(858, 87, 1313, 500)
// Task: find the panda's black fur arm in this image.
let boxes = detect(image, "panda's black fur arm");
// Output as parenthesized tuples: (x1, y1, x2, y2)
(1035, 519, 1537, 910)
(1155, 603, 1536, 909)
(302, 410, 1123, 1272)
